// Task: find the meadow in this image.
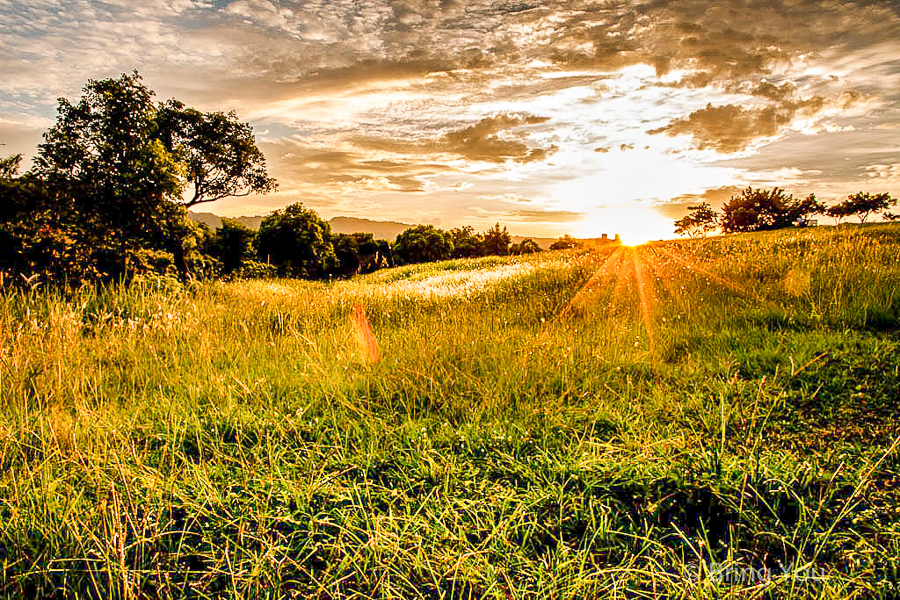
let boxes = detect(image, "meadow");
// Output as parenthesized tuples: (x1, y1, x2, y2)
(1, 223, 899, 599)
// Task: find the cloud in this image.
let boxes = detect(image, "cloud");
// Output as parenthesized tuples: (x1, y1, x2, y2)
(442, 113, 556, 163)
(1, 0, 899, 232)
(646, 93, 854, 153)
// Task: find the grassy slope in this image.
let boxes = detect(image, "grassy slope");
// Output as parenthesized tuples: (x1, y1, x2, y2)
(1, 224, 900, 598)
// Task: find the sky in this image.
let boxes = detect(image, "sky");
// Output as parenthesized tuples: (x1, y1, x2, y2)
(1, 0, 899, 244)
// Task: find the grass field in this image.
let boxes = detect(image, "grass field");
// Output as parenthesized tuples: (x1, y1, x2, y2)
(2, 223, 900, 598)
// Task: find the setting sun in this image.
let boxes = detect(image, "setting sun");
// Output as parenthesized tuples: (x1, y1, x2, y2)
(577, 207, 675, 246)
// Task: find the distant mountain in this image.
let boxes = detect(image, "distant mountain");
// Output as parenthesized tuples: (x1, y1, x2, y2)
(188, 212, 264, 230)
(188, 211, 591, 250)
(328, 217, 414, 240)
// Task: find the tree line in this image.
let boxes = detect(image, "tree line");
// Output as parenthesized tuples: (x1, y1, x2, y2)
(0, 73, 550, 286)
(674, 187, 897, 238)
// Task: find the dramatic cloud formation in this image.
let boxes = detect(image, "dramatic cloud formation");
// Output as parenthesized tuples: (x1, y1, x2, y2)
(1, 0, 899, 238)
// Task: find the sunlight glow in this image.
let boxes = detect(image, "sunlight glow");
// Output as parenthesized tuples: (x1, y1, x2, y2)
(577, 206, 674, 246)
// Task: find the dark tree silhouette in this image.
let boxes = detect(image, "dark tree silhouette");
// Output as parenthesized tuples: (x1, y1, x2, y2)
(449, 226, 484, 258)
(157, 100, 277, 207)
(393, 225, 454, 264)
(482, 223, 511, 256)
(207, 218, 256, 274)
(846, 192, 894, 223)
(720, 187, 824, 233)
(256, 203, 336, 277)
(674, 202, 719, 237)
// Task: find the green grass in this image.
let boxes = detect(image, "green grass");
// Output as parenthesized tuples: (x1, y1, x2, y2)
(2, 223, 900, 598)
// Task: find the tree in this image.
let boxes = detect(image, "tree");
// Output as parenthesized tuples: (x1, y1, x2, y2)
(393, 225, 454, 264)
(825, 201, 856, 225)
(31, 72, 185, 276)
(331, 232, 382, 276)
(511, 238, 542, 254)
(27, 72, 276, 281)
(157, 100, 277, 207)
(256, 203, 336, 277)
(482, 223, 511, 256)
(0, 154, 22, 179)
(846, 192, 894, 223)
(720, 187, 825, 233)
(885, 211, 899, 222)
(449, 226, 484, 258)
(207, 218, 256, 274)
(674, 202, 719, 237)
(550, 235, 580, 250)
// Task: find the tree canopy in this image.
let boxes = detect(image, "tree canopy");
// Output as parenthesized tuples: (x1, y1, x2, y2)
(256, 203, 337, 277)
(6, 71, 276, 282)
(720, 187, 824, 233)
(157, 100, 277, 207)
(674, 202, 719, 237)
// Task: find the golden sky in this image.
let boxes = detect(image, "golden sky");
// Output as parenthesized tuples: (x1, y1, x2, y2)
(2, 0, 899, 242)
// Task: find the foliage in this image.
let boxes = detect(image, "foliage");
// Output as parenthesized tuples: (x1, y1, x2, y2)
(393, 225, 454, 264)
(720, 187, 825, 233)
(233, 259, 278, 279)
(0, 153, 22, 178)
(256, 202, 337, 277)
(837, 191, 895, 223)
(827, 192, 894, 224)
(4, 72, 275, 284)
(206, 218, 256, 274)
(511, 238, 542, 254)
(550, 234, 581, 250)
(825, 201, 857, 224)
(449, 226, 484, 258)
(482, 222, 511, 256)
(674, 202, 719, 237)
(157, 100, 277, 207)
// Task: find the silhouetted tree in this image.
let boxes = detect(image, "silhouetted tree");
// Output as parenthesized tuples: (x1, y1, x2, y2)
(511, 238, 542, 254)
(207, 218, 256, 274)
(449, 226, 484, 258)
(393, 225, 453, 264)
(256, 203, 336, 277)
(825, 201, 856, 225)
(720, 187, 824, 233)
(674, 202, 719, 237)
(550, 235, 580, 250)
(482, 223, 511, 256)
(157, 100, 277, 207)
(846, 192, 894, 223)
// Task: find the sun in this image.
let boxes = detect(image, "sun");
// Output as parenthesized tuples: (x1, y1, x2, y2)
(577, 207, 674, 246)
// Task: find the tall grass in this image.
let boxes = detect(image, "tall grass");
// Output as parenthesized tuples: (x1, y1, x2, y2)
(1, 224, 899, 598)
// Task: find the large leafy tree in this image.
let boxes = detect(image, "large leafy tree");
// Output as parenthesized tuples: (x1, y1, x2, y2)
(157, 100, 277, 207)
(393, 225, 454, 264)
(25, 72, 275, 281)
(31, 72, 185, 275)
(674, 202, 719, 238)
(845, 192, 894, 223)
(720, 187, 824, 233)
(511, 238, 541, 254)
(449, 226, 484, 258)
(482, 222, 511, 256)
(256, 203, 336, 277)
